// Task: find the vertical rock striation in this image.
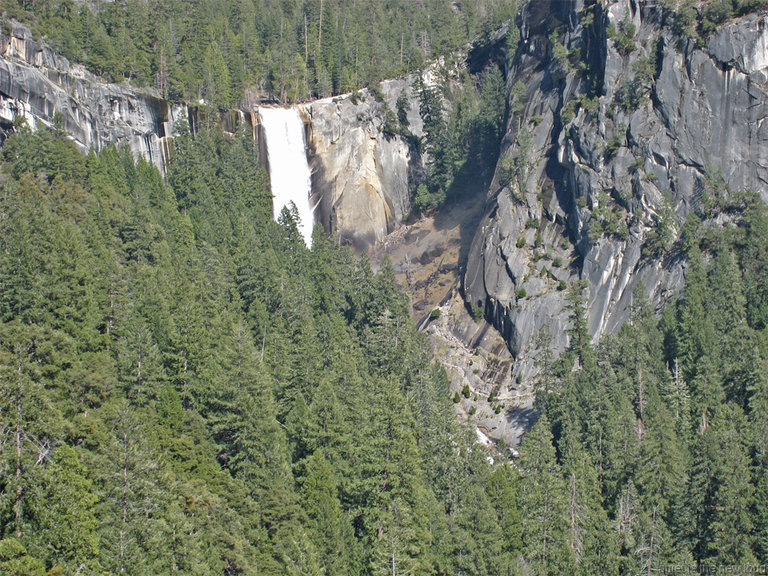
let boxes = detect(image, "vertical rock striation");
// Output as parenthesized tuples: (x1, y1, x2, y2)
(303, 78, 425, 250)
(0, 22, 183, 173)
(464, 0, 768, 387)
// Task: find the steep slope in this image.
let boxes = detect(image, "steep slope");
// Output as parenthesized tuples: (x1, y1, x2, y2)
(0, 113, 529, 576)
(303, 79, 425, 250)
(6, 1, 768, 448)
(0, 22, 183, 173)
(464, 0, 768, 385)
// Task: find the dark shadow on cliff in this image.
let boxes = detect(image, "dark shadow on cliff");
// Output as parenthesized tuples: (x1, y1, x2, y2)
(506, 405, 538, 437)
(432, 172, 491, 271)
(432, 144, 499, 273)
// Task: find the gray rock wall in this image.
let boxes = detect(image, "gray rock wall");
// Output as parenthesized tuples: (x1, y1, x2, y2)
(0, 22, 423, 249)
(464, 0, 768, 383)
(0, 23, 183, 174)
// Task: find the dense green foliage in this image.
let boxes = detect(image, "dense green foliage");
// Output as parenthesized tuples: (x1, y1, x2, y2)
(4, 123, 765, 576)
(3, 3, 768, 571)
(413, 62, 507, 215)
(0, 124, 528, 575)
(531, 190, 768, 573)
(0, 0, 517, 107)
(660, 0, 768, 42)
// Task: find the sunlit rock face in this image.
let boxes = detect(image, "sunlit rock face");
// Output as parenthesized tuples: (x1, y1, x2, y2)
(258, 106, 315, 247)
(0, 21, 427, 250)
(464, 0, 768, 383)
(0, 22, 183, 174)
(303, 78, 425, 251)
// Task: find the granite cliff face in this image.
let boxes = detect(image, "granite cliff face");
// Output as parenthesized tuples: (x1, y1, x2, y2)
(0, 23, 184, 173)
(0, 22, 423, 247)
(463, 0, 768, 388)
(5, 5, 768, 445)
(302, 80, 425, 250)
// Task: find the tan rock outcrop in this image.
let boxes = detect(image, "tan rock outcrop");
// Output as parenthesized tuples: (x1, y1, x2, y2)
(303, 78, 425, 250)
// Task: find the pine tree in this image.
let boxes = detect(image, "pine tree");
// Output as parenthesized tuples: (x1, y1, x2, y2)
(369, 496, 429, 576)
(690, 405, 755, 565)
(747, 344, 768, 561)
(518, 415, 572, 575)
(560, 436, 618, 576)
(0, 538, 45, 576)
(486, 465, 525, 574)
(702, 406, 755, 566)
(453, 483, 505, 576)
(677, 246, 718, 385)
(477, 64, 506, 158)
(417, 79, 450, 206)
(0, 322, 60, 542)
(226, 382, 292, 495)
(202, 41, 233, 110)
(116, 310, 166, 406)
(633, 384, 690, 569)
(96, 402, 165, 575)
(300, 451, 357, 576)
(29, 445, 100, 573)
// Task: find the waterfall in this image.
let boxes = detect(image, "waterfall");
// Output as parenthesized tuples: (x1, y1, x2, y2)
(258, 107, 314, 247)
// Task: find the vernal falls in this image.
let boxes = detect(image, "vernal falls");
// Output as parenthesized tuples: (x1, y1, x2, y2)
(258, 106, 314, 247)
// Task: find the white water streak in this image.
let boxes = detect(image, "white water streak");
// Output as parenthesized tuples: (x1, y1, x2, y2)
(258, 107, 314, 247)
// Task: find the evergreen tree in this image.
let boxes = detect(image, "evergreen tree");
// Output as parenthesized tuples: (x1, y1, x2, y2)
(748, 344, 768, 561)
(701, 406, 756, 565)
(486, 465, 524, 573)
(0, 537, 45, 576)
(417, 80, 450, 210)
(96, 402, 165, 575)
(478, 64, 506, 157)
(29, 445, 100, 573)
(518, 415, 572, 576)
(560, 437, 618, 576)
(0, 322, 60, 543)
(300, 451, 358, 576)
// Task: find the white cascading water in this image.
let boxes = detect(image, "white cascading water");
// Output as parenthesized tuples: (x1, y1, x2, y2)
(258, 107, 314, 247)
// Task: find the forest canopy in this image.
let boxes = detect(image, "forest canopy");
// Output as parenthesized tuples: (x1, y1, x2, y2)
(0, 122, 528, 576)
(2, 1, 768, 573)
(1, 111, 767, 576)
(0, 0, 518, 107)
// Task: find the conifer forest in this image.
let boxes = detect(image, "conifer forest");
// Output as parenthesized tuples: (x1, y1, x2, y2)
(1, 1, 768, 575)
